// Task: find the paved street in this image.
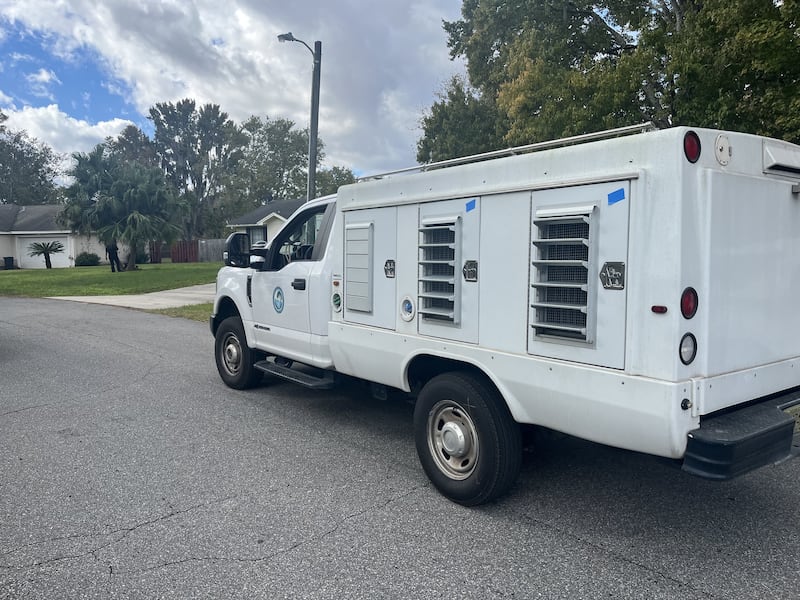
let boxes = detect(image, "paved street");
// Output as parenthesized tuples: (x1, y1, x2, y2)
(2, 298, 799, 599)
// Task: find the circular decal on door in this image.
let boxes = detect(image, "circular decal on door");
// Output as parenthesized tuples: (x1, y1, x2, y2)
(273, 287, 285, 313)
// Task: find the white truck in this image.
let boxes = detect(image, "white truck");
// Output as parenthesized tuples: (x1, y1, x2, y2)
(211, 124, 800, 505)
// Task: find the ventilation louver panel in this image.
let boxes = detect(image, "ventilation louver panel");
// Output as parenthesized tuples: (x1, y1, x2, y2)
(531, 213, 594, 342)
(419, 218, 461, 323)
(345, 222, 374, 313)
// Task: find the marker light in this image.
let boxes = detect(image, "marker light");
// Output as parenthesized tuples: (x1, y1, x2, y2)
(680, 333, 697, 365)
(681, 287, 698, 319)
(684, 131, 701, 163)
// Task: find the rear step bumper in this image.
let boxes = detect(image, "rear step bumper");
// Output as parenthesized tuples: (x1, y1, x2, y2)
(682, 388, 800, 480)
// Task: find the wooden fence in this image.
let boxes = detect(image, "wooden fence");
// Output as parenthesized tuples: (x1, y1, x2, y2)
(148, 239, 225, 263)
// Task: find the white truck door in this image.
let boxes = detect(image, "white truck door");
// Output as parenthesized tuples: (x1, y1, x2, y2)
(251, 203, 331, 363)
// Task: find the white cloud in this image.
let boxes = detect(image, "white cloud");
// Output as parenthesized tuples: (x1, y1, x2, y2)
(0, 0, 466, 173)
(0, 90, 11, 105)
(10, 52, 34, 64)
(4, 104, 131, 155)
(25, 67, 61, 99)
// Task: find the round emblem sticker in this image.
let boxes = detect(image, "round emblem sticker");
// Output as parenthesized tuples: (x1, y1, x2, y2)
(273, 287, 285, 313)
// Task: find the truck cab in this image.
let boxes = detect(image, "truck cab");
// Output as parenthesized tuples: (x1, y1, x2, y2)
(212, 196, 337, 388)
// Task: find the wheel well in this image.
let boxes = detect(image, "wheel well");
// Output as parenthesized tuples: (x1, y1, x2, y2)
(211, 296, 240, 335)
(406, 355, 497, 398)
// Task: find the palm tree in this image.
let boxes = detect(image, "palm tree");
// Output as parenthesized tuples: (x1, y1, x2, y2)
(92, 163, 180, 271)
(27, 240, 65, 269)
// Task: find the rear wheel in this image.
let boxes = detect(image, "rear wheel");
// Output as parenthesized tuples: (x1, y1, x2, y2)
(413, 372, 522, 506)
(215, 316, 262, 389)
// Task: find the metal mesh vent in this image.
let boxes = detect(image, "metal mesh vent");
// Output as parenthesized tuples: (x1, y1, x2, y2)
(531, 213, 594, 342)
(419, 220, 460, 323)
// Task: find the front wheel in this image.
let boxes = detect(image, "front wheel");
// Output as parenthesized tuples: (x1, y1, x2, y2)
(413, 372, 522, 506)
(214, 316, 262, 389)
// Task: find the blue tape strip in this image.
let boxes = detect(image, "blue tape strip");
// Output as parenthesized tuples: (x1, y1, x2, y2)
(466, 198, 477, 212)
(608, 188, 625, 205)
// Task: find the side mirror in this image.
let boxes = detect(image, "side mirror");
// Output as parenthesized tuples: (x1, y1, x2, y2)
(224, 232, 251, 267)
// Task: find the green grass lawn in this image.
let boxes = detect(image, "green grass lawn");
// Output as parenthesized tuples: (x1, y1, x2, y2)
(149, 302, 214, 322)
(0, 262, 222, 297)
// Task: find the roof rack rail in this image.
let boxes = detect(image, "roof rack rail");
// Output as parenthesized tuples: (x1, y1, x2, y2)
(359, 122, 657, 182)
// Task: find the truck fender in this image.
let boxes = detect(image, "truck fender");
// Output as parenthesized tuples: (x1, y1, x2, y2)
(403, 351, 527, 425)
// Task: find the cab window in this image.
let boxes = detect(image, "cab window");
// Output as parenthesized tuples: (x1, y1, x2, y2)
(268, 204, 329, 270)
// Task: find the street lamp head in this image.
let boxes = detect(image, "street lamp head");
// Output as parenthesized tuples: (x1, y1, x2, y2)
(277, 32, 296, 43)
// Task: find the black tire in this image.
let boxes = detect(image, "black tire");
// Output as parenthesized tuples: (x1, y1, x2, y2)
(214, 316, 263, 390)
(413, 372, 522, 506)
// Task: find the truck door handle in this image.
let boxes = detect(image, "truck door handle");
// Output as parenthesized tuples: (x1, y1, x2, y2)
(291, 278, 307, 290)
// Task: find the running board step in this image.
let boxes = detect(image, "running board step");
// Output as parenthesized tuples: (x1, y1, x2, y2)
(254, 360, 337, 390)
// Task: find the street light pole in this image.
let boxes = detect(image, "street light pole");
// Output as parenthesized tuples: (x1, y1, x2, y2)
(278, 32, 322, 202)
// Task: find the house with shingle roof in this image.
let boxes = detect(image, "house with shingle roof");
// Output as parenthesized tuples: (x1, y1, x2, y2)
(0, 204, 107, 269)
(226, 198, 306, 245)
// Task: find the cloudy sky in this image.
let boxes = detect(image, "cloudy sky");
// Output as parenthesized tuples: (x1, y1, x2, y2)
(0, 0, 465, 176)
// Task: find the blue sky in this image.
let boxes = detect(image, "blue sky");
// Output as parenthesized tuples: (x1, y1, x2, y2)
(0, 21, 157, 159)
(2, 24, 133, 123)
(0, 1, 465, 174)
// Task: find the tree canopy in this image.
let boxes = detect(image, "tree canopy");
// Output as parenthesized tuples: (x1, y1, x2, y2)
(61, 145, 180, 270)
(149, 99, 247, 240)
(0, 111, 62, 205)
(418, 0, 800, 162)
(58, 100, 356, 242)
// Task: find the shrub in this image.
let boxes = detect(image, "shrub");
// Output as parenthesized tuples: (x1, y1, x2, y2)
(75, 252, 100, 267)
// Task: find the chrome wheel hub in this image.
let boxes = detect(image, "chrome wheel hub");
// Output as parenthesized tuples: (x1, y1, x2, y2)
(427, 401, 479, 480)
(222, 334, 242, 375)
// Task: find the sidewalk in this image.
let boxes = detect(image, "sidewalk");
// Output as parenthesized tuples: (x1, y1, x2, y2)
(48, 283, 215, 310)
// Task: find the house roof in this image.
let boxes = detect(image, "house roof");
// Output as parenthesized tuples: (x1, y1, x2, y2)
(0, 204, 67, 233)
(227, 198, 306, 227)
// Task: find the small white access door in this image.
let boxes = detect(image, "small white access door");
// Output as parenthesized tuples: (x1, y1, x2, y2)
(527, 181, 630, 369)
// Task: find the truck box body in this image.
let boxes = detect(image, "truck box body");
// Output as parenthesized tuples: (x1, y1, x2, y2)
(323, 127, 800, 459)
(213, 125, 800, 502)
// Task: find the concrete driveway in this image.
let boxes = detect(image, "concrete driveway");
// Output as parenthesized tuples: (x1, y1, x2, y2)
(48, 283, 215, 309)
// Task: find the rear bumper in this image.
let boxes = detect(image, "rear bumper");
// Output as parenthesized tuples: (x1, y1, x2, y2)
(682, 387, 800, 479)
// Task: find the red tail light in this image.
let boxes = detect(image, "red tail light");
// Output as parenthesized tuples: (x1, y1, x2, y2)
(681, 287, 698, 319)
(684, 131, 701, 163)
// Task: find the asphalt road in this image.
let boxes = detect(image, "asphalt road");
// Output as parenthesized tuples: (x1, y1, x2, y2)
(2, 298, 799, 599)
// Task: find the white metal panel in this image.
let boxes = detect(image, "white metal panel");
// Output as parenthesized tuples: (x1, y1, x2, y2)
(343, 207, 397, 330)
(527, 182, 630, 369)
(477, 191, 532, 353)
(394, 204, 421, 336)
(703, 171, 800, 375)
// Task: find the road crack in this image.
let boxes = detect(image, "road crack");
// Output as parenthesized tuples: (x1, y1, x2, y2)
(137, 484, 427, 574)
(0, 496, 236, 572)
(0, 404, 52, 418)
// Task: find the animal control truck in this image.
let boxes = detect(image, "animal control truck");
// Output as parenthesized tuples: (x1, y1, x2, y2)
(211, 124, 800, 505)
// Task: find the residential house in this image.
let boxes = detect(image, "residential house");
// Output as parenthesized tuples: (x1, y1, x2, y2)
(226, 198, 306, 245)
(0, 204, 107, 269)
